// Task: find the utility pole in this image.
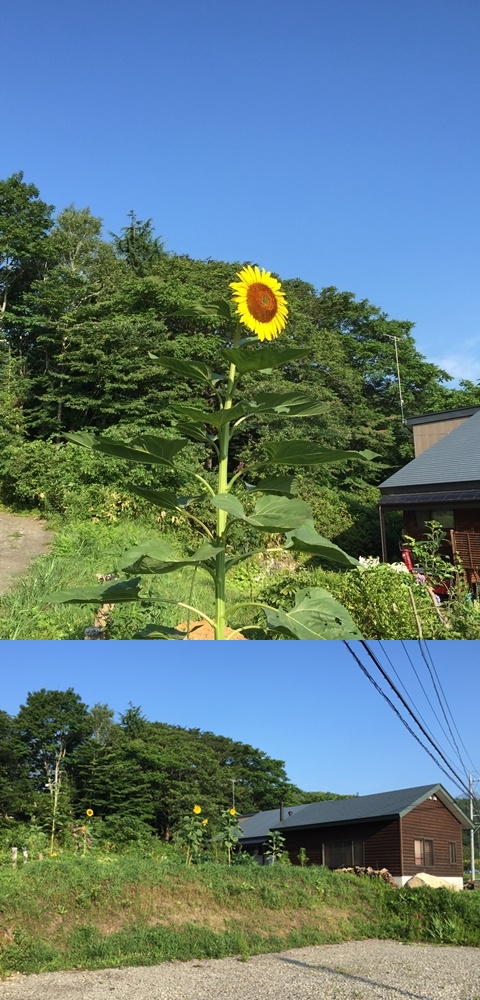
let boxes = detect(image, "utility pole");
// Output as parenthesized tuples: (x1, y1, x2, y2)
(231, 778, 237, 810)
(470, 774, 476, 882)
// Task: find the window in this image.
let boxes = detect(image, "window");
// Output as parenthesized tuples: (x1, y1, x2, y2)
(324, 839, 364, 868)
(448, 842, 457, 864)
(414, 838, 434, 866)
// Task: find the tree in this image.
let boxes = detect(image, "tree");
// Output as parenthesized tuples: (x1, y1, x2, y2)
(111, 211, 166, 276)
(15, 689, 91, 850)
(0, 172, 54, 325)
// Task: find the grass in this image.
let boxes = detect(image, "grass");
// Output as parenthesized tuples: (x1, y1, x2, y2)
(0, 856, 480, 975)
(0, 518, 260, 640)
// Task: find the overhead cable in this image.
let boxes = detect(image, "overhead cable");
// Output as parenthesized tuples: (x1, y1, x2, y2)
(343, 641, 470, 798)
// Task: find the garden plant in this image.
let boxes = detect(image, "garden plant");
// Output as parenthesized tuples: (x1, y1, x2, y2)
(47, 267, 376, 638)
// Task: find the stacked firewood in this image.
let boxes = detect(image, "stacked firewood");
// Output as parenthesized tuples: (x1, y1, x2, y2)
(335, 865, 397, 886)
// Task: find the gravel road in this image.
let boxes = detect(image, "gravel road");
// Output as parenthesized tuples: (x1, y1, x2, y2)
(1, 940, 479, 1000)
(0, 514, 53, 596)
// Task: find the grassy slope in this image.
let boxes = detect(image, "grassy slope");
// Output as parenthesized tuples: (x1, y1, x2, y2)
(0, 519, 258, 640)
(0, 858, 479, 975)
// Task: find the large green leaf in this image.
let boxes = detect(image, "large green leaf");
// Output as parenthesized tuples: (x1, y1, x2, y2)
(284, 521, 359, 568)
(211, 494, 312, 532)
(46, 579, 142, 605)
(118, 540, 222, 575)
(264, 587, 363, 640)
(263, 441, 378, 466)
(246, 391, 327, 418)
(133, 624, 187, 639)
(127, 485, 194, 511)
(171, 421, 214, 443)
(148, 354, 224, 386)
(247, 475, 298, 496)
(65, 432, 187, 467)
(171, 403, 245, 428)
(218, 346, 310, 375)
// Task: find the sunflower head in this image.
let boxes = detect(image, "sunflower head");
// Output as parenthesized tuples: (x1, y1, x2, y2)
(202, 818, 209, 826)
(229, 808, 236, 816)
(230, 265, 288, 341)
(193, 804, 202, 815)
(86, 808, 94, 817)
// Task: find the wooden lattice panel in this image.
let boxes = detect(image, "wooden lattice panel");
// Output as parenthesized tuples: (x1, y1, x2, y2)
(450, 531, 480, 583)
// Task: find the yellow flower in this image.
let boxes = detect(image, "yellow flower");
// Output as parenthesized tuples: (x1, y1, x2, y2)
(50, 852, 57, 857)
(230, 265, 288, 341)
(229, 808, 236, 816)
(202, 819, 209, 826)
(193, 804, 202, 814)
(86, 809, 94, 817)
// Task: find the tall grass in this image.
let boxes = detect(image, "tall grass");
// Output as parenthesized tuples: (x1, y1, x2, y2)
(0, 520, 253, 639)
(0, 857, 479, 975)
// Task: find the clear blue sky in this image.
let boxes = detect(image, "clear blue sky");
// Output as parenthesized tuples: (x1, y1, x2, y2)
(1, 640, 478, 802)
(3, 0, 479, 384)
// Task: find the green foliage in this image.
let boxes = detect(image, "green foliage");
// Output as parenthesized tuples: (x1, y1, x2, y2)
(1, 859, 480, 975)
(264, 830, 290, 864)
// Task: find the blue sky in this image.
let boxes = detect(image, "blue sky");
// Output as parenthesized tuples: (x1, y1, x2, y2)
(1, 640, 478, 802)
(3, 0, 479, 384)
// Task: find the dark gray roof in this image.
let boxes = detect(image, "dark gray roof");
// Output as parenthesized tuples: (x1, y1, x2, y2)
(379, 409, 480, 491)
(237, 806, 306, 843)
(238, 785, 472, 842)
(405, 407, 480, 427)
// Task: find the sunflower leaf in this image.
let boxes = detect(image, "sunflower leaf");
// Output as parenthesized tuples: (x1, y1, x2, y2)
(284, 521, 358, 567)
(218, 346, 310, 375)
(147, 355, 223, 385)
(65, 432, 188, 467)
(263, 441, 378, 466)
(118, 540, 222, 575)
(45, 579, 142, 604)
(133, 624, 187, 639)
(246, 475, 298, 496)
(264, 587, 363, 640)
(211, 494, 312, 532)
(127, 485, 195, 511)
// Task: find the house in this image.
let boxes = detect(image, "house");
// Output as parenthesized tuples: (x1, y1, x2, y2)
(377, 407, 480, 586)
(237, 784, 472, 888)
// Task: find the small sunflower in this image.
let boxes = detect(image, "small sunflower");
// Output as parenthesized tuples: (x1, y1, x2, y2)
(193, 804, 202, 815)
(230, 265, 288, 341)
(229, 808, 236, 816)
(202, 818, 209, 827)
(86, 809, 94, 817)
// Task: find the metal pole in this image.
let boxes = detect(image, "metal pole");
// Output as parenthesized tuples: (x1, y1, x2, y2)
(470, 774, 476, 882)
(392, 336, 405, 425)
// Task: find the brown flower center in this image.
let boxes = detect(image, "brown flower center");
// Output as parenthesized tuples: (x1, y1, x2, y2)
(246, 283, 278, 322)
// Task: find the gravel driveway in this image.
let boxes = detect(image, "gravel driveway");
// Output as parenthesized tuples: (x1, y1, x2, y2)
(0, 514, 53, 595)
(1, 940, 479, 1000)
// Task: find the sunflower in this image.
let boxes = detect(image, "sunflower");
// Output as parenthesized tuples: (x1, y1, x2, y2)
(229, 808, 236, 816)
(230, 265, 288, 341)
(202, 818, 209, 827)
(193, 804, 202, 815)
(86, 809, 94, 817)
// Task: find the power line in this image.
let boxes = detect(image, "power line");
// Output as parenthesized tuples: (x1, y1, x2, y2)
(418, 640, 478, 776)
(360, 641, 470, 796)
(399, 640, 470, 773)
(378, 641, 465, 779)
(343, 642, 470, 797)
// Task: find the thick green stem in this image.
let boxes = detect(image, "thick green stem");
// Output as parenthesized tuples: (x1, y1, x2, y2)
(215, 326, 240, 639)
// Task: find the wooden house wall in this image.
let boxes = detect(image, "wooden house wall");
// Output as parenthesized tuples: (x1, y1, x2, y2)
(400, 798, 463, 878)
(282, 819, 401, 874)
(412, 418, 468, 457)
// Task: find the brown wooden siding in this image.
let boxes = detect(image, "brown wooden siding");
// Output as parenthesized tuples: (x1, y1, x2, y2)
(413, 418, 468, 457)
(400, 797, 463, 878)
(283, 818, 402, 875)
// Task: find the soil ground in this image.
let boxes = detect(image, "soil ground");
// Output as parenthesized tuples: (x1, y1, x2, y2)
(0, 514, 53, 596)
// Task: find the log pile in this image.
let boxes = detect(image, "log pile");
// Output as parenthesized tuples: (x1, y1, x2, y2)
(335, 865, 397, 886)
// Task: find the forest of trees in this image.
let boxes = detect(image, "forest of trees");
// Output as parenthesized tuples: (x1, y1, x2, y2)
(1, 171, 480, 552)
(0, 688, 347, 844)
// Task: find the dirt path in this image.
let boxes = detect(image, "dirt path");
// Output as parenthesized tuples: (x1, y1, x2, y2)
(0, 513, 53, 596)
